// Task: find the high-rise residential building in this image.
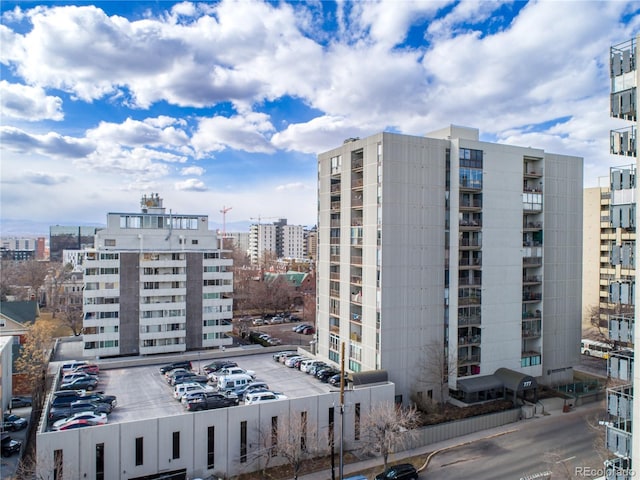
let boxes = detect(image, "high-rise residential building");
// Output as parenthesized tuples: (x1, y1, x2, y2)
(605, 35, 639, 477)
(305, 227, 318, 261)
(248, 223, 277, 264)
(81, 194, 233, 358)
(50, 225, 100, 262)
(280, 224, 305, 259)
(248, 219, 306, 264)
(316, 126, 583, 404)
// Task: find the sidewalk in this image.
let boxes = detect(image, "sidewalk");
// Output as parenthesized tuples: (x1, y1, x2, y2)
(299, 401, 600, 480)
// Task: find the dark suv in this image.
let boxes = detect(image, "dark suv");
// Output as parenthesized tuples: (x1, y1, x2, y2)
(159, 361, 192, 374)
(1, 434, 21, 457)
(184, 392, 239, 411)
(375, 463, 419, 480)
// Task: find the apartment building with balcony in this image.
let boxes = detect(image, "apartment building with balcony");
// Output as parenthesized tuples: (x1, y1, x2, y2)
(81, 194, 233, 358)
(604, 35, 639, 477)
(317, 126, 582, 404)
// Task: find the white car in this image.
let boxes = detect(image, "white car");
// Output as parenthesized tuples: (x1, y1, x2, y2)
(270, 316, 284, 324)
(300, 360, 323, 373)
(284, 356, 306, 368)
(52, 411, 107, 430)
(244, 391, 288, 405)
(208, 367, 256, 382)
(174, 382, 213, 400)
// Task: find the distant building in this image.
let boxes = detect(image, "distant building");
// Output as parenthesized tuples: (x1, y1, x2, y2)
(50, 226, 99, 262)
(305, 227, 318, 260)
(81, 194, 233, 358)
(0, 236, 46, 261)
(248, 219, 306, 264)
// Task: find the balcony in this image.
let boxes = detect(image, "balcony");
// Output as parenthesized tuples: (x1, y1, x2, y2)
(523, 257, 542, 268)
(458, 277, 481, 287)
(523, 275, 542, 285)
(352, 158, 363, 170)
(352, 177, 364, 189)
(330, 237, 340, 245)
(521, 318, 541, 338)
(351, 291, 362, 304)
(459, 257, 482, 269)
(458, 295, 481, 306)
(330, 183, 341, 193)
(459, 238, 481, 249)
(609, 350, 634, 382)
(523, 169, 543, 179)
(330, 254, 340, 263)
(330, 272, 340, 280)
(351, 255, 362, 265)
(611, 126, 637, 157)
(331, 201, 341, 211)
(458, 314, 481, 326)
(351, 195, 363, 208)
(459, 199, 482, 211)
(458, 354, 481, 365)
(609, 314, 634, 343)
(606, 423, 632, 459)
(459, 219, 482, 230)
(520, 351, 541, 368)
(522, 292, 542, 302)
(523, 221, 543, 231)
(351, 275, 362, 285)
(329, 289, 340, 298)
(458, 335, 481, 346)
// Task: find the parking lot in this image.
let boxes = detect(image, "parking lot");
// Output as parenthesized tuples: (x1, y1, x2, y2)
(50, 349, 338, 426)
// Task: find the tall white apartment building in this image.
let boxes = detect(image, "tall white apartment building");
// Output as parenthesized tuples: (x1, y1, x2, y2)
(248, 223, 277, 264)
(317, 127, 583, 404)
(281, 224, 305, 259)
(82, 194, 233, 358)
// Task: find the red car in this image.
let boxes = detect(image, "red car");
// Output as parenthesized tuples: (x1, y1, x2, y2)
(73, 364, 100, 375)
(301, 326, 315, 335)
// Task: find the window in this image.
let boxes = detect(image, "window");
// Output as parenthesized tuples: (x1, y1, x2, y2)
(54, 450, 63, 480)
(172, 431, 180, 459)
(271, 416, 278, 456)
(104, 239, 116, 247)
(240, 421, 247, 463)
(207, 426, 215, 469)
(96, 443, 105, 480)
(328, 407, 335, 449)
(300, 411, 308, 451)
(135, 437, 143, 466)
(354, 403, 361, 440)
(192, 239, 199, 245)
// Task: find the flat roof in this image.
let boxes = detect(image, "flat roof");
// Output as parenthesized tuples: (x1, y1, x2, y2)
(47, 347, 343, 427)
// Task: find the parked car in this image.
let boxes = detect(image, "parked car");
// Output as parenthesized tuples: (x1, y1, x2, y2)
(61, 360, 88, 374)
(300, 360, 324, 374)
(328, 373, 349, 387)
(165, 368, 190, 382)
(308, 362, 329, 375)
(2, 413, 27, 431)
(76, 392, 117, 409)
(284, 355, 306, 368)
(184, 392, 239, 411)
(208, 367, 256, 383)
(203, 360, 237, 374)
(72, 363, 100, 375)
(62, 372, 98, 384)
(293, 323, 312, 332)
(59, 377, 98, 391)
(272, 351, 296, 362)
(1, 434, 21, 457)
(10, 396, 33, 408)
(300, 326, 315, 335)
(252, 318, 265, 326)
(55, 419, 98, 431)
(172, 373, 208, 386)
(234, 381, 270, 401)
(52, 411, 108, 430)
(279, 352, 300, 364)
(374, 463, 419, 480)
(244, 391, 288, 405)
(267, 337, 282, 345)
(270, 316, 284, 324)
(49, 400, 112, 422)
(159, 361, 192, 374)
(317, 368, 341, 382)
(174, 382, 213, 401)
(287, 315, 301, 322)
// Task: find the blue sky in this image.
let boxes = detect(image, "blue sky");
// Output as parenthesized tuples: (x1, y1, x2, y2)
(1, 1, 639, 234)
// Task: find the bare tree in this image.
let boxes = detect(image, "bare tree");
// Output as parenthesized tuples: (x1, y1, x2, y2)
(271, 411, 328, 480)
(265, 276, 296, 314)
(413, 342, 457, 409)
(358, 401, 421, 472)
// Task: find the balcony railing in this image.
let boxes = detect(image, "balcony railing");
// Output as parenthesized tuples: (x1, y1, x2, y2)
(458, 354, 481, 365)
(458, 278, 481, 286)
(352, 158, 363, 170)
(330, 272, 340, 280)
(352, 178, 364, 189)
(351, 256, 362, 265)
(459, 258, 482, 267)
(458, 315, 481, 326)
(458, 335, 481, 346)
(351, 275, 362, 285)
(330, 237, 340, 245)
(329, 289, 340, 298)
(351, 196, 363, 207)
(522, 292, 542, 302)
(331, 201, 341, 210)
(458, 296, 481, 306)
(330, 184, 341, 193)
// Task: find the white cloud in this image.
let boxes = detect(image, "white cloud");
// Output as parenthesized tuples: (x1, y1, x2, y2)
(86, 117, 190, 150)
(275, 182, 308, 191)
(180, 166, 205, 176)
(192, 112, 275, 154)
(0, 80, 64, 121)
(175, 178, 207, 191)
(0, 126, 94, 158)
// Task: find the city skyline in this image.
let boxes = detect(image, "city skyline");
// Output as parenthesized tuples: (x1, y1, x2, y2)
(1, 1, 639, 232)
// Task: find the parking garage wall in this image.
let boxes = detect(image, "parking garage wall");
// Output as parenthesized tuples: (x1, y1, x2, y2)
(36, 382, 395, 479)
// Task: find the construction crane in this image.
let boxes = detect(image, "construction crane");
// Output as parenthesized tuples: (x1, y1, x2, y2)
(219, 206, 232, 236)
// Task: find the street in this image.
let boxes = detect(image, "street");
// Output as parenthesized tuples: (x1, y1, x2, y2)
(423, 403, 607, 480)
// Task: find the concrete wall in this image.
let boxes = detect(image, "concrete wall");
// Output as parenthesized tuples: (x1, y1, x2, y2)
(36, 383, 395, 480)
(582, 187, 603, 329)
(0, 336, 13, 413)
